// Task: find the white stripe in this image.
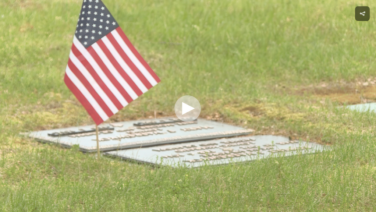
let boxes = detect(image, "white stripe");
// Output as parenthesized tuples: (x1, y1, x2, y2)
(73, 37, 128, 106)
(111, 30, 158, 86)
(69, 51, 118, 114)
(102, 37, 148, 93)
(92, 42, 138, 100)
(65, 66, 108, 121)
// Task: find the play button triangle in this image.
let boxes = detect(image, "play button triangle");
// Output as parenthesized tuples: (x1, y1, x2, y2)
(182, 102, 195, 115)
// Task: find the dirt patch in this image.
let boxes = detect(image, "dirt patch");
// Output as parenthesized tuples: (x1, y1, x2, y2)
(240, 106, 264, 117)
(292, 78, 376, 105)
(19, 23, 34, 33)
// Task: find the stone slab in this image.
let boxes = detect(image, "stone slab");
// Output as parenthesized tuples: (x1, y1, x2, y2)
(346, 103, 376, 113)
(104, 135, 326, 168)
(25, 118, 253, 152)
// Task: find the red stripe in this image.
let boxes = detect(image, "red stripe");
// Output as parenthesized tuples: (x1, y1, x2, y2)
(96, 39, 143, 96)
(71, 44, 123, 110)
(64, 74, 103, 125)
(107, 33, 152, 90)
(87, 45, 133, 104)
(67, 58, 113, 118)
(115, 27, 160, 83)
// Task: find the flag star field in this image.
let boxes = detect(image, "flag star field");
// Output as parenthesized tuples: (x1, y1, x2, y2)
(75, 0, 119, 48)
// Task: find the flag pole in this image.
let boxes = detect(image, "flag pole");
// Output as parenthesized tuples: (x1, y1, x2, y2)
(95, 124, 100, 159)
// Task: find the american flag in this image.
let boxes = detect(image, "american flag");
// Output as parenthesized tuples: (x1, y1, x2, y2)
(65, 0, 160, 125)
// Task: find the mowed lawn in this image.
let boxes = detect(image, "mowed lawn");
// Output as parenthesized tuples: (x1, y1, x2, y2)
(2, 0, 376, 211)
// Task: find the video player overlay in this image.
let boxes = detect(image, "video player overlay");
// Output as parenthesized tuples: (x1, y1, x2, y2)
(26, 118, 253, 153)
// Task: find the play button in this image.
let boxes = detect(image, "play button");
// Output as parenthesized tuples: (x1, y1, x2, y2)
(174, 96, 201, 121)
(182, 102, 195, 115)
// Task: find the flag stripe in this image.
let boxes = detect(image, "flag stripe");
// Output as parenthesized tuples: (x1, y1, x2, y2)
(113, 28, 160, 85)
(64, 74, 103, 125)
(65, 67, 108, 122)
(69, 51, 118, 114)
(73, 37, 128, 107)
(70, 44, 123, 110)
(86, 46, 132, 105)
(96, 39, 142, 97)
(102, 36, 148, 93)
(92, 42, 138, 100)
(67, 59, 113, 118)
(106, 32, 152, 90)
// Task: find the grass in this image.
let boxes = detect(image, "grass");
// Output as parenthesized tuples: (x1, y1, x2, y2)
(2, 0, 376, 210)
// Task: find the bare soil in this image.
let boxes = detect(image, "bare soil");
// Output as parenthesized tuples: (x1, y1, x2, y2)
(292, 78, 376, 105)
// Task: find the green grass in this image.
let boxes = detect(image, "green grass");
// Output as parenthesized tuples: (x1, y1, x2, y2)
(2, 0, 376, 210)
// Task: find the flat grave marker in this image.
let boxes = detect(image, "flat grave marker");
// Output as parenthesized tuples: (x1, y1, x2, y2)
(105, 135, 326, 168)
(26, 118, 253, 152)
(346, 103, 376, 113)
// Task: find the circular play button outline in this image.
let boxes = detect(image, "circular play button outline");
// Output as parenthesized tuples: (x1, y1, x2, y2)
(174, 95, 201, 121)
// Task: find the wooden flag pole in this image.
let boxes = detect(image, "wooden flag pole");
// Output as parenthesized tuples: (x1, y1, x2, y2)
(95, 124, 100, 159)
